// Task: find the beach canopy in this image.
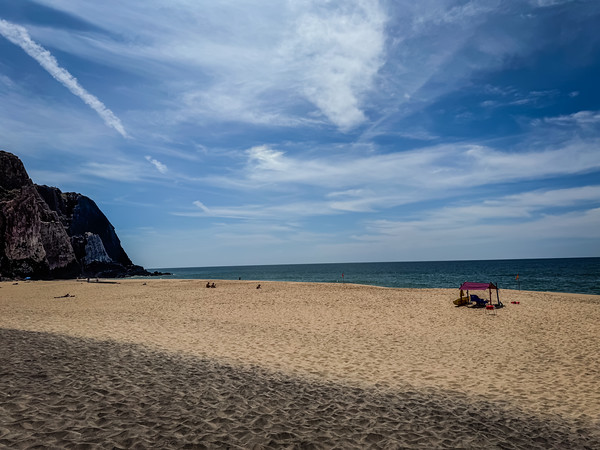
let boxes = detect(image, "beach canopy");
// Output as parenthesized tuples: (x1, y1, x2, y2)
(459, 281, 502, 308)
(459, 282, 497, 291)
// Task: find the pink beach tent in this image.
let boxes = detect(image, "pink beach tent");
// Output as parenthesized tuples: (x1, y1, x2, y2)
(459, 282, 503, 308)
(459, 282, 497, 291)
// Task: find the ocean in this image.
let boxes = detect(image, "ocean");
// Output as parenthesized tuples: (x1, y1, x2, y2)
(149, 258, 600, 295)
(147, 257, 600, 295)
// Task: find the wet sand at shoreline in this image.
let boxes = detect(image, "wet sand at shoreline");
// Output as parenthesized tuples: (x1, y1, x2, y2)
(1, 279, 599, 448)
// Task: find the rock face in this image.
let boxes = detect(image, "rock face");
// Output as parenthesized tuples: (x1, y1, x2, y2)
(0, 150, 149, 279)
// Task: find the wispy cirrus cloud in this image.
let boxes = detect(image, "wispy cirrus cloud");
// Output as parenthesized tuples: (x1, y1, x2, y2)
(79, 161, 143, 182)
(537, 110, 600, 127)
(531, 0, 577, 7)
(172, 186, 600, 264)
(480, 88, 561, 109)
(350, 208, 600, 261)
(339, 187, 600, 261)
(363, 207, 600, 245)
(30, 0, 386, 131)
(179, 199, 337, 220)
(177, 137, 600, 222)
(145, 155, 168, 174)
(192, 201, 211, 214)
(427, 185, 600, 224)
(229, 140, 600, 194)
(0, 18, 127, 137)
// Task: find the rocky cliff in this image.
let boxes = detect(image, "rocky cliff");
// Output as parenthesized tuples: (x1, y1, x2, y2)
(0, 150, 149, 279)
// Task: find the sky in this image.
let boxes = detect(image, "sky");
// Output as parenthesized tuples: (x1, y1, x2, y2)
(1, 0, 599, 268)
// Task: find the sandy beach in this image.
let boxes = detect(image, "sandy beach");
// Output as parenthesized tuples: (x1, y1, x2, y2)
(1, 279, 599, 448)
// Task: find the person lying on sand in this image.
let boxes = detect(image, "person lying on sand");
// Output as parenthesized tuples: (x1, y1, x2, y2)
(54, 293, 75, 298)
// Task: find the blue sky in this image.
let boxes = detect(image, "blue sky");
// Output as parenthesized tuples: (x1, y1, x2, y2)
(1, 0, 599, 268)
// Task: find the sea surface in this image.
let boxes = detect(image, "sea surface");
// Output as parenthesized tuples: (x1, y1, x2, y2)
(148, 258, 600, 295)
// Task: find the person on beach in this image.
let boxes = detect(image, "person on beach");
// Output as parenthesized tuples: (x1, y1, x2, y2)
(206, 282, 211, 288)
(256, 284, 261, 289)
(211, 282, 216, 288)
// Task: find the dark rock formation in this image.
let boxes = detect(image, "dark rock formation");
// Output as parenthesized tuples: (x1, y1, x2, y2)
(0, 150, 149, 279)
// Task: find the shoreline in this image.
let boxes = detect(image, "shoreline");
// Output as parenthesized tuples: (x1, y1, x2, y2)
(1, 279, 599, 447)
(135, 257, 600, 295)
(4, 273, 600, 296)
(7, 275, 600, 296)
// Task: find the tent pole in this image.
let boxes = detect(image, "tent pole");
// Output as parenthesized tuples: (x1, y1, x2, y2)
(496, 282, 500, 306)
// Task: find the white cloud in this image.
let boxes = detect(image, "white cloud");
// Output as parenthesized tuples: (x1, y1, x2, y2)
(145, 155, 168, 174)
(531, 0, 576, 7)
(501, 185, 600, 208)
(169, 0, 387, 130)
(0, 19, 128, 138)
(335, 200, 600, 263)
(78, 157, 175, 184)
(0, 74, 15, 88)
(541, 110, 600, 126)
(192, 201, 211, 214)
(80, 162, 143, 181)
(247, 145, 288, 171)
(412, 1, 498, 28)
(31, 1, 385, 131)
(24, 0, 590, 138)
(232, 140, 600, 196)
(180, 200, 336, 220)
(181, 160, 600, 223)
(365, 207, 600, 244)
(429, 185, 600, 224)
(187, 137, 600, 225)
(284, 0, 386, 129)
(367, 184, 600, 237)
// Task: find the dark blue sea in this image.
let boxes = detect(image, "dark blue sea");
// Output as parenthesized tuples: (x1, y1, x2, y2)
(148, 258, 600, 295)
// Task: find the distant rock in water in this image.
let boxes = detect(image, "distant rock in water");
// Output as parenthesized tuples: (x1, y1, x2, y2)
(0, 150, 150, 279)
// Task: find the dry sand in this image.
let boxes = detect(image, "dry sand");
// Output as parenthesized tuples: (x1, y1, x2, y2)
(1, 279, 599, 448)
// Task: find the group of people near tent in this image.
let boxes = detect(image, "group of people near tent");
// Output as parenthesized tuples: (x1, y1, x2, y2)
(454, 281, 503, 308)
